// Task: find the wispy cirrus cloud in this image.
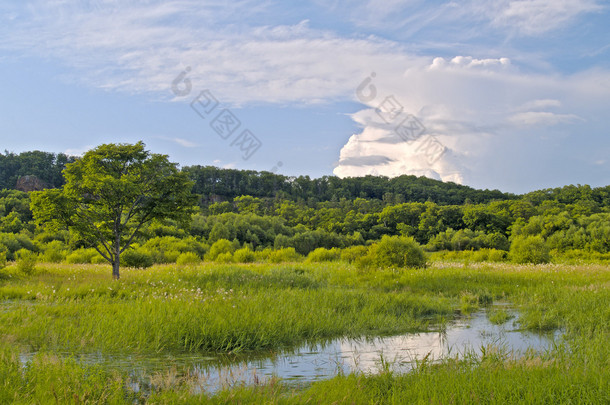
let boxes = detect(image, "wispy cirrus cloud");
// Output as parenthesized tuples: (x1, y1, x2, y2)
(487, 0, 604, 35)
(0, 0, 411, 104)
(156, 136, 199, 148)
(314, 0, 604, 38)
(508, 111, 582, 127)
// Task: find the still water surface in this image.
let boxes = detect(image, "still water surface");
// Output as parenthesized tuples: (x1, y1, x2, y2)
(21, 307, 560, 393)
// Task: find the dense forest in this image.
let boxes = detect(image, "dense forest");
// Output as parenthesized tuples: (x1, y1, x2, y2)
(1, 149, 609, 265)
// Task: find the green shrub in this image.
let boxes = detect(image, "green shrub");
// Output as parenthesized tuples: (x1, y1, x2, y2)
(91, 255, 107, 264)
(65, 248, 100, 264)
(176, 252, 201, 265)
(41, 240, 68, 263)
(510, 235, 550, 264)
(141, 236, 207, 264)
(340, 245, 368, 263)
(487, 248, 508, 262)
(552, 249, 610, 263)
(362, 235, 426, 269)
(16, 249, 37, 275)
(472, 248, 507, 262)
(234, 247, 256, 263)
(215, 252, 234, 263)
(306, 247, 341, 263)
(0, 233, 37, 260)
(34, 230, 70, 244)
(254, 248, 273, 262)
(268, 247, 301, 263)
(162, 250, 181, 263)
(121, 249, 154, 268)
(0, 250, 7, 270)
(206, 239, 234, 261)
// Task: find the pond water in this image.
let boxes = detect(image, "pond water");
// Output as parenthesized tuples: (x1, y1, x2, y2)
(20, 307, 561, 393)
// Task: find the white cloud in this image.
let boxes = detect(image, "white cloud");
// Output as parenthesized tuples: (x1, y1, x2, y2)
(516, 99, 562, 111)
(488, 0, 604, 35)
(157, 136, 199, 148)
(334, 56, 610, 186)
(1, 0, 609, 190)
(0, 1, 411, 104)
(64, 147, 91, 157)
(313, 0, 604, 38)
(508, 111, 581, 127)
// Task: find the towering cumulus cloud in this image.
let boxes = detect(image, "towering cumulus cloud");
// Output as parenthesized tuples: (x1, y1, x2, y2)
(334, 57, 516, 184)
(334, 54, 609, 189)
(334, 107, 465, 184)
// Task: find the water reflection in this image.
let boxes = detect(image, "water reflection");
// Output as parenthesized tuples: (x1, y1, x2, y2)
(20, 307, 561, 393)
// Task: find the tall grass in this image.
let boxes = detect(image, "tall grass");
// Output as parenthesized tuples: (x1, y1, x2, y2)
(0, 262, 452, 354)
(1, 260, 609, 403)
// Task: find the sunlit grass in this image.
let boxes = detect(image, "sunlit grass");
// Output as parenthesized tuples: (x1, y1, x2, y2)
(1, 260, 609, 403)
(0, 262, 453, 354)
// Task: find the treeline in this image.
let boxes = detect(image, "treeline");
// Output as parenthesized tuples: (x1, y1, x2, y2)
(2, 151, 511, 204)
(183, 165, 513, 205)
(0, 151, 76, 190)
(1, 183, 609, 265)
(1, 149, 610, 266)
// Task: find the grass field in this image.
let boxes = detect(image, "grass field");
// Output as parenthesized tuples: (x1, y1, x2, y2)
(0, 260, 609, 403)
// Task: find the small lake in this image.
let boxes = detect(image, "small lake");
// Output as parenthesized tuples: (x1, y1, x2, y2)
(20, 307, 561, 393)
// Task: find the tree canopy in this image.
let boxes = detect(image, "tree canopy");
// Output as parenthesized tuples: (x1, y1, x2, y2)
(30, 142, 196, 278)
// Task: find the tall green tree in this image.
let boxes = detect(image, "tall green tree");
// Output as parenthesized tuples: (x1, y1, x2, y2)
(30, 142, 196, 279)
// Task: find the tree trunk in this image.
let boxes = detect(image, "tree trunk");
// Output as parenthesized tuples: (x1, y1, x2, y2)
(113, 228, 121, 280)
(112, 255, 120, 280)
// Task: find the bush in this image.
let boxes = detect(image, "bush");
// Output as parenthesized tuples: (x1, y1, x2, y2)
(340, 246, 368, 263)
(0, 251, 7, 270)
(306, 247, 341, 263)
(121, 249, 154, 268)
(15, 249, 37, 275)
(471, 248, 507, 263)
(0, 233, 37, 260)
(254, 248, 273, 262)
(234, 247, 256, 263)
(215, 252, 234, 263)
(41, 240, 68, 263)
(362, 235, 426, 269)
(141, 236, 207, 264)
(510, 235, 550, 264)
(162, 250, 181, 263)
(206, 239, 234, 261)
(65, 248, 100, 264)
(176, 252, 201, 265)
(268, 247, 301, 263)
(553, 249, 610, 263)
(91, 255, 107, 264)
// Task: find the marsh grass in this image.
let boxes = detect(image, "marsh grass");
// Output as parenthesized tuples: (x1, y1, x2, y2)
(1, 260, 609, 403)
(0, 262, 452, 354)
(487, 308, 514, 325)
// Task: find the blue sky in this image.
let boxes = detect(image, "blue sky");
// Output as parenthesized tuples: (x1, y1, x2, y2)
(1, 0, 609, 193)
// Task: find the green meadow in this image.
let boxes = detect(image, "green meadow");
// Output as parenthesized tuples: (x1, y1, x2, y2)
(1, 259, 608, 404)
